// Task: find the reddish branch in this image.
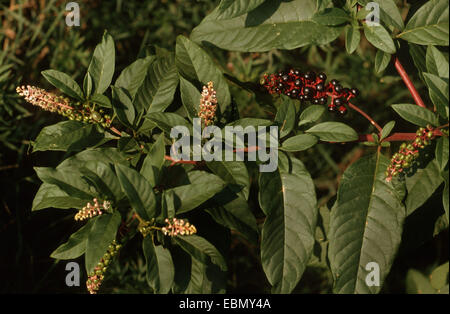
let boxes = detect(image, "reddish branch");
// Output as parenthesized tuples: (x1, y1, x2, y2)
(164, 155, 199, 166)
(394, 57, 428, 109)
(347, 101, 383, 133)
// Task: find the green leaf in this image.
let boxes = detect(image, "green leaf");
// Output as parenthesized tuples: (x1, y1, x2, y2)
(422, 73, 449, 119)
(41, 69, 84, 100)
(313, 8, 351, 26)
(363, 24, 396, 54)
(391, 103, 440, 127)
(115, 163, 157, 220)
(191, 0, 343, 52)
(298, 105, 326, 126)
(179, 76, 201, 121)
(88, 32, 115, 95)
(435, 136, 449, 171)
(409, 43, 428, 81)
(406, 269, 436, 294)
(328, 153, 405, 293)
(134, 53, 179, 114)
(51, 220, 94, 259)
(115, 56, 155, 99)
(80, 161, 123, 203)
(358, 0, 404, 30)
(83, 72, 93, 98)
(207, 160, 250, 200)
(174, 235, 227, 271)
(176, 36, 230, 113)
(374, 50, 391, 74)
(259, 157, 317, 293)
(226, 118, 272, 128)
(380, 120, 395, 140)
(405, 159, 444, 215)
(57, 147, 128, 169)
(426, 46, 449, 79)
(275, 97, 296, 138)
(443, 170, 449, 222)
(397, 0, 449, 46)
(140, 134, 166, 186)
(280, 134, 318, 152)
(183, 256, 226, 294)
(143, 237, 175, 294)
(430, 262, 449, 290)
(166, 171, 226, 214)
(111, 86, 136, 128)
(85, 211, 121, 274)
(215, 0, 266, 19)
(345, 25, 361, 54)
(32, 183, 88, 211)
(145, 112, 192, 134)
(306, 122, 358, 142)
(89, 94, 112, 108)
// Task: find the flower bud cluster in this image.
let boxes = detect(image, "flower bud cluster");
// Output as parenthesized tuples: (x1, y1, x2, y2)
(16, 85, 112, 128)
(86, 240, 122, 294)
(161, 218, 197, 237)
(385, 125, 438, 182)
(261, 70, 359, 115)
(198, 81, 218, 126)
(75, 198, 111, 221)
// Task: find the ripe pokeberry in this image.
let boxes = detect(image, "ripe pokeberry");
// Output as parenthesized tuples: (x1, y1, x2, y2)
(338, 105, 347, 115)
(319, 97, 328, 105)
(281, 74, 289, 81)
(313, 98, 320, 104)
(334, 84, 343, 93)
(304, 71, 316, 81)
(333, 98, 344, 106)
(330, 79, 339, 86)
(328, 104, 336, 112)
(303, 86, 314, 95)
(318, 72, 327, 81)
(350, 88, 359, 97)
(294, 79, 302, 87)
(316, 83, 324, 92)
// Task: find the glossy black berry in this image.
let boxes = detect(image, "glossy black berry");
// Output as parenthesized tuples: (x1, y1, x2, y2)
(298, 94, 304, 100)
(330, 79, 339, 86)
(275, 87, 280, 93)
(278, 82, 284, 88)
(328, 104, 336, 112)
(319, 97, 328, 105)
(318, 72, 327, 81)
(303, 95, 311, 101)
(342, 88, 350, 95)
(316, 83, 324, 92)
(291, 89, 298, 96)
(294, 79, 302, 87)
(286, 92, 291, 97)
(350, 88, 360, 97)
(333, 98, 344, 106)
(303, 86, 314, 95)
(313, 98, 320, 104)
(278, 71, 285, 77)
(334, 84, 343, 93)
(338, 105, 347, 115)
(281, 74, 289, 81)
(304, 71, 316, 81)
(294, 69, 301, 76)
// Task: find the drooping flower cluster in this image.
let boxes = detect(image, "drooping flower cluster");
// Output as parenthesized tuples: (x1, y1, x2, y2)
(86, 240, 121, 294)
(385, 125, 438, 182)
(75, 198, 112, 221)
(161, 218, 197, 237)
(198, 81, 218, 126)
(261, 70, 359, 115)
(16, 85, 112, 128)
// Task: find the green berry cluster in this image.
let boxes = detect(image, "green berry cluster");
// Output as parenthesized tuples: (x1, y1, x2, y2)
(86, 240, 122, 294)
(385, 125, 437, 182)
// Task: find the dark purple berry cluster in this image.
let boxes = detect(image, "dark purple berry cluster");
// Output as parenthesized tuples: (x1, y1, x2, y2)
(261, 69, 359, 115)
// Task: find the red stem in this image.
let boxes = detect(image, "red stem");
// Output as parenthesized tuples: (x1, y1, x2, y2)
(347, 101, 383, 133)
(394, 57, 428, 109)
(164, 155, 199, 166)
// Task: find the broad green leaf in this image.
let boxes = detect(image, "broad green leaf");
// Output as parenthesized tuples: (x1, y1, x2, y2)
(115, 56, 155, 99)
(176, 36, 230, 113)
(166, 171, 226, 214)
(345, 25, 361, 54)
(143, 237, 175, 294)
(397, 0, 449, 46)
(57, 147, 128, 169)
(363, 24, 396, 54)
(358, 0, 404, 30)
(391, 104, 439, 127)
(85, 211, 121, 274)
(422, 73, 449, 119)
(426, 46, 449, 79)
(328, 153, 405, 293)
(443, 170, 449, 222)
(89, 94, 112, 108)
(140, 134, 166, 186)
(134, 53, 179, 114)
(80, 161, 123, 203)
(214, 0, 266, 19)
(409, 43, 427, 81)
(111, 86, 136, 127)
(406, 269, 436, 294)
(83, 72, 93, 98)
(226, 118, 272, 128)
(41, 69, 84, 100)
(259, 157, 317, 293)
(88, 32, 115, 94)
(275, 97, 296, 138)
(435, 136, 449, 171)
(179, 76, 201, 121)
(313, 8, 351, 26)
(306, 122, 358, 142)
(174, 235, 227, 271)
(34, 167, 95, 201)
(374, 50, 391, 74)
(430, 262, 449, 290)
(298, 105, 326, 126)
(405, 159, 444, 215)
(207, 160, 250, 200)
(380, 120, 395, 140)
(115, 163, 157, 220)
(51, 220, 94, 259)
(280, 134, 318, 152)
(191, 0, 343, 52)
(184, 255, 226, 294)
(32, 183, 88, 211)
(145, 112, 192, 134)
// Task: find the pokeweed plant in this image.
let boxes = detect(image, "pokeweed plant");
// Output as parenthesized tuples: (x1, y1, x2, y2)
(18, 0, 448, 294)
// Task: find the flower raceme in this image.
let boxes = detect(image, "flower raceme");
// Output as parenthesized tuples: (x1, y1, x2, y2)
(16, 85, 112, 128)
(261, 69, 359, 115)
(161, 218, 197, 236)
(74, 198, 112, 221)
(198, 81, 218, 127)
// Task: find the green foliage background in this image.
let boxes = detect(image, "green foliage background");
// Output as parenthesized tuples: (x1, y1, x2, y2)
(0, 0, 447, 293)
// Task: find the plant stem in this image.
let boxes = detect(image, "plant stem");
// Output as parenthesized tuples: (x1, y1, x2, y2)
(164, 155, 200, 166)
(347, 101, 383, 133)
(394, 57, 428, 109)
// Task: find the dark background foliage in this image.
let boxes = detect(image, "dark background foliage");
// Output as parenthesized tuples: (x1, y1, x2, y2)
(0, 0, 447, 293)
